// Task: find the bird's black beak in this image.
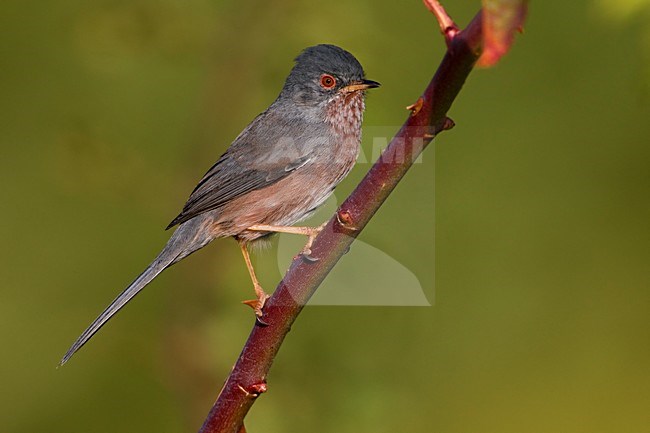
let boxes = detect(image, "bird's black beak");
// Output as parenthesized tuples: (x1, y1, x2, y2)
(341, 79, 381, 93)
(360, 79, 381, 89)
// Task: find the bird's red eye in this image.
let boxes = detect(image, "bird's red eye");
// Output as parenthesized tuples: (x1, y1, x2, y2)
(320, 74, 336, 89)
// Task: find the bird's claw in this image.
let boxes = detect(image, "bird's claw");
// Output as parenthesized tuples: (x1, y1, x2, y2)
(299, 238, 318, 261)
(300, 240, 315, 257)
(242, 298, 270, 326)
(242, 287, 270, 322)
(255, 316, 269, 327)
(301, 252, 319, 262)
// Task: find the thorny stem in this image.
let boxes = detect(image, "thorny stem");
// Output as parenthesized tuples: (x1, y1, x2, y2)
(423, 0, 460, 46)
(199, 6, 484, 433)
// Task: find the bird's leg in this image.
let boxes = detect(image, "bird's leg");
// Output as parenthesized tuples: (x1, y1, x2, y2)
(239, 241, 270, 320)
(300, 221, 328, 257)
(247, 222, 327, 256)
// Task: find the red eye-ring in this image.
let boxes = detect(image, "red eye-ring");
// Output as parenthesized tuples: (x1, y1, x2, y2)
(320, 74, 336, 89)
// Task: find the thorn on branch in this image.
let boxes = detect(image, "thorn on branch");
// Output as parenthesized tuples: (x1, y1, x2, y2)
(238, 382, 267, 398)
(443, 117, 455, 131)
(430, 116, 455, 137)
(406, 97, 425, 117)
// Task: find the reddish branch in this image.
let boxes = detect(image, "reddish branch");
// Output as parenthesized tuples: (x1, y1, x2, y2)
(199, 6, 484, 433)
(423, 0, 460, 46)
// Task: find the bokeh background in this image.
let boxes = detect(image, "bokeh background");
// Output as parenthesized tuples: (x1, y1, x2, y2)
(2, 1, 649, 432)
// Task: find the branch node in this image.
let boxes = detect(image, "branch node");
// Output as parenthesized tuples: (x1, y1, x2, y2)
(238, 382, 267, 399)
(406, 97, 425, 117)
(336, 209, 358, 231)
(423, 0, 459, 46)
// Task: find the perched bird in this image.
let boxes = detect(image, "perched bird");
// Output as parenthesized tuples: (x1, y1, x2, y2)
(61, 44, 379, 365)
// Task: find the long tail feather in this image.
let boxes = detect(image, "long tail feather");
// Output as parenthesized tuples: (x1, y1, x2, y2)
(60, 217, 213, 365)
(60, 255, 174, 365)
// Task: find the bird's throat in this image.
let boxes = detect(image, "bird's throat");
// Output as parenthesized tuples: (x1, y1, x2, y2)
(325, 92, 365, 141)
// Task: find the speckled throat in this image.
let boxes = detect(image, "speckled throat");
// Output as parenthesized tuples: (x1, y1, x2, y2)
(325, 91, 366, 142)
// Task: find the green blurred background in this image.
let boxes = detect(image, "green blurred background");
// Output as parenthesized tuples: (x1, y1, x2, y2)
(1, 1, 649, 432)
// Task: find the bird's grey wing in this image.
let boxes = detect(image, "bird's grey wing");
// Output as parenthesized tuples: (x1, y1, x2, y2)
(166, 111, 317, 229)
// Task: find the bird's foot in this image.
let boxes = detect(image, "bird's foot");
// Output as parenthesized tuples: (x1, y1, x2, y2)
(300, 222, 328, 259)
(246, 222, 327, 260)
(242, 285, 271, 325)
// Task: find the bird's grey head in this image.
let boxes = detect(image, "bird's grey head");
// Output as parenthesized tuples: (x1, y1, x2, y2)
(279, 44, 380, 107)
